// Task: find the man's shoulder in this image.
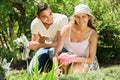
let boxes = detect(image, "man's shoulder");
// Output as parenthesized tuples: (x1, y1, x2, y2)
(31, 17, 42, 25)
(31, 17, 39, 23)
(53, 13, 67, 19)
(53, 13, 68, 23)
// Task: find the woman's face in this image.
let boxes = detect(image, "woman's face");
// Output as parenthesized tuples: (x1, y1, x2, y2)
(74, 13, 90, 26)
(38, 8, 53, 25)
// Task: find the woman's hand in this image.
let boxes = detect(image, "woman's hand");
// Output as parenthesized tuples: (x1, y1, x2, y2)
(53, 56, 59, 67)
(58, 53, 78, 65)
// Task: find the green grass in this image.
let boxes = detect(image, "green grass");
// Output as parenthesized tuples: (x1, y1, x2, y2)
(7, 65, 120, 80)
(58, 65, 120, 80)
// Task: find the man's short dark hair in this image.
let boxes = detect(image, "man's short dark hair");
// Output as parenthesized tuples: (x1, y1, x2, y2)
(37, 3, 49, 15)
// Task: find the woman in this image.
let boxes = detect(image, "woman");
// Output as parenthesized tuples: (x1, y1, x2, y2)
(54, 4, 99, 74)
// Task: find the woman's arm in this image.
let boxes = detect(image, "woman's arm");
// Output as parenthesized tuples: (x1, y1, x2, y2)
(53, 25, 70, 67)
(54, 25, 70, 57)
(78, 30, 98, 64)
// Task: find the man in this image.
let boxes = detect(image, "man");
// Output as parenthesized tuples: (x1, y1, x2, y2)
(27, 3, 68, 74)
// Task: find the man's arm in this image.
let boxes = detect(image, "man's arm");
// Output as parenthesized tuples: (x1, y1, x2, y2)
(27, 34, 41, 50)
(27, 31, 61, 50)
(37, 31, 61, 48)
(31, 34, 40, 41)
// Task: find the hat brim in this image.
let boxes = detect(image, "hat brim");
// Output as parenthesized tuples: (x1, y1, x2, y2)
(70, 11, 95, 20)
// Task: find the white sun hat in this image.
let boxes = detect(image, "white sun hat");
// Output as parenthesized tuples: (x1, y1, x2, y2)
(70, 4, 95, 19)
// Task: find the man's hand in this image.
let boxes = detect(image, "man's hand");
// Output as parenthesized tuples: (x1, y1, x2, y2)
(38, 32, 49, 43)
(27, 41, 40, 50)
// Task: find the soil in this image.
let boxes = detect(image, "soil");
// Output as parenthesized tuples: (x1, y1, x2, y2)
(10, 59, 31, 70)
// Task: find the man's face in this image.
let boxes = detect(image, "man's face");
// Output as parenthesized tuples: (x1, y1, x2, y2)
(38, 8, 53, 25)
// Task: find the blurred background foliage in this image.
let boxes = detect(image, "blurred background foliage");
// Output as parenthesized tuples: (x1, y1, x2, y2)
(0, 0, 120, 68)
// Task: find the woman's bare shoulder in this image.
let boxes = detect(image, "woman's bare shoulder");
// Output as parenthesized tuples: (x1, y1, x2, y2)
(90, 29, 98, 41)
(62, 23, 72, 32)
(92, 29, 98, 36)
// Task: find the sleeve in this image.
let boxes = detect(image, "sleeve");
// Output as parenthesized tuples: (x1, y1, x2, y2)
(58, 15, 68, 31)
(30, 20, 39, 34)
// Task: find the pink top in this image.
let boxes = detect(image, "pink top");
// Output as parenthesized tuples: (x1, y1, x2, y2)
(65, 28, 93, 57)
